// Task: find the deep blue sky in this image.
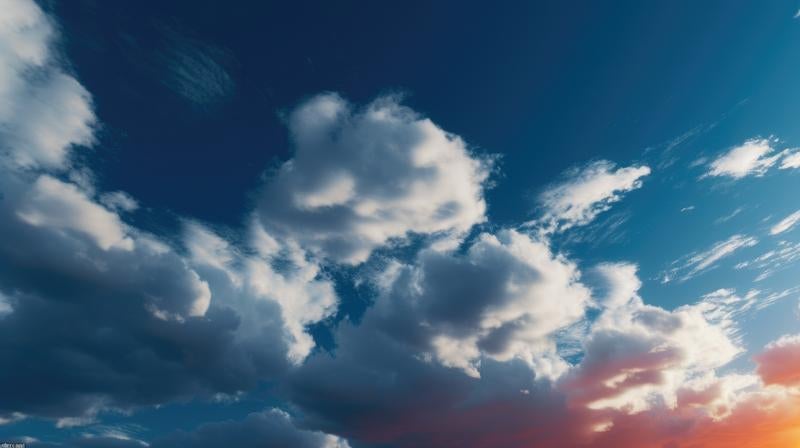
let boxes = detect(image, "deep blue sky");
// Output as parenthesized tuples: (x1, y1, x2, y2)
(53, 0, 798, 225)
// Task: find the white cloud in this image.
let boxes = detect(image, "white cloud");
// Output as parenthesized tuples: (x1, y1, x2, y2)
(592, 262, 642, 309)
(17, 175, 134, 251)
(0, 0, 95, 170)
(705, 139, 779, 179)
(661, 234, 758, 283)
(736, 241, 800, 282)
(0, 1, 325, 422)
(371, 229, 590, 380)
(770, 210, 800, 235)
(692, 288, 759, 343)
(780, 149, 800, 169)
(531, 160, 650, 233)
(184, 222, 339, 363)
(256, 93, 492, 264)
(565, 264, 742, 415)
(100, 191, 139, 213)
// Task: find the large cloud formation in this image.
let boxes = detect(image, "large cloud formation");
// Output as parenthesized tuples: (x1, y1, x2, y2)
(0, 0, 94, 169)
(287, 263, 800, 448)
(366, 229, 589, 380)
(4, 2, 800, 447)
(0, 0, 334, 424)
(256, 93, 492, 264)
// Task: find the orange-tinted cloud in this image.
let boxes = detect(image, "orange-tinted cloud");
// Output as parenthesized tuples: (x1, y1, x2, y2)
(755, 334, 800, 387)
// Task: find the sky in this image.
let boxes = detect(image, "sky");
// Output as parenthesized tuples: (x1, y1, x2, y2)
(1, 0, 800, 447)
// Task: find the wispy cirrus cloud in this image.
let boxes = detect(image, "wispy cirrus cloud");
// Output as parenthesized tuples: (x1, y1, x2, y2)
(528, 160, 650, 233)
(779, 148, 800, 169)
(704, 139, 800, 180)
(770, 209, 800, 235)
(662, 234, 758, 283)
(736, 240, 800, 282)
(704, 138, 780, 179)
(158, 26, 236, 107)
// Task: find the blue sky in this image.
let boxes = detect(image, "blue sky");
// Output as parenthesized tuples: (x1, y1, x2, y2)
(2, 1, 800, 447)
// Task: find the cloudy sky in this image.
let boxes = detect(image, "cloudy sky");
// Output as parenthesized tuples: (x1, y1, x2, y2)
(1, 0, 800, 447)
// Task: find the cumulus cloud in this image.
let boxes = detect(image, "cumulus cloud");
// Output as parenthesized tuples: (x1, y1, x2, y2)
(288, 311, 578, 448)
(769, 209, 800, 235)
(0, 0, 95, 169)
(754, 334, 800, 387)
(661, 234, 758, 283)
(256, 93, 492, 264)
(184, 221, 339, 363)
(704, 138, 779, 179)
(0, 0, 331, 424)
(565, 264, 742, 417)
(286, 262, 797, 448)
(17, 175, 134, 251)
(530, 160, 650, 233)
(368, 229, 589, 379)
(4, 2, 800, 446)
(150, 409, 350, 448)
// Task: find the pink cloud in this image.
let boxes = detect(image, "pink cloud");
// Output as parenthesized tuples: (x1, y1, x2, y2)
(754, 334, 800, 387)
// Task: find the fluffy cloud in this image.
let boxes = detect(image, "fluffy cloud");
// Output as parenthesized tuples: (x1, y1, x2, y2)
(564, 264, 742, 418)
(5, 2, 800, 446)
(0, 0, 330, 424)
(0, 162, 303, 424)
(769, 209, 800, 235)
(530, 160, 650, 233)
(705, 138, 779, 179)
(184, 221, 339, 363)
(754, 334, 800, 387)
(0, 176, 244, 420)
(0, 0, 95, 169)
(17, 175, 134, 251)
(256, 93, 492, 264)
(368, 229, 589, 379)
(0, 173, 343, 423)
(286, 263, 796, 448)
